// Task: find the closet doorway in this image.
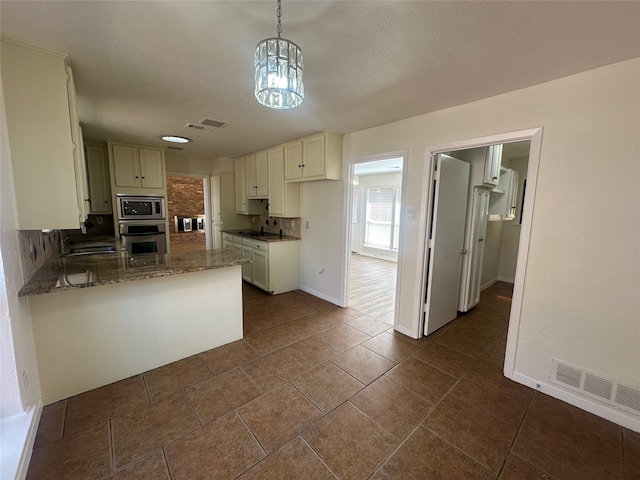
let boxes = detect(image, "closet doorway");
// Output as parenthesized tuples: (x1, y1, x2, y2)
(347, 154, 406, 325)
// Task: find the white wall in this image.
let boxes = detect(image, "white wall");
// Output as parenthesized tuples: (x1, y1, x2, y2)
(165, 152, 233, 176)
(481, 220, 504, 286)
(0, 79, 41, 417)
(302, 59, 639, 409)
(498, 157, 528, 282)
(299, 179, 346, 304)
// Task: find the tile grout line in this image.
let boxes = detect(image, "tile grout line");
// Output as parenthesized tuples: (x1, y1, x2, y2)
(108, 419, 116, 475)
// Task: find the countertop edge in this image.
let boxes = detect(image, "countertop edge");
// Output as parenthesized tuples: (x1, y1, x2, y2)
(18, 249, 251, 297)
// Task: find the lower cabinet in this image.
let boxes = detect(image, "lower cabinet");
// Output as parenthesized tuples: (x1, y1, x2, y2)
(223, 234, 299, 294)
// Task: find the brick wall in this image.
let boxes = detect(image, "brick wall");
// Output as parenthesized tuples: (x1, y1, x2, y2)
(166, 176, 205, 235)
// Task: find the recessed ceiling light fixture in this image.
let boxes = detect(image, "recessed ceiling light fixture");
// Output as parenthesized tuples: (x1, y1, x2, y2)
(254, 0, 304, 109)
(161, 135, 191, 144)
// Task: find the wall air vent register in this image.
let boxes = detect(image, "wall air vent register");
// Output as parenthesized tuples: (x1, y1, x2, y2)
(551, 359, 640, 415)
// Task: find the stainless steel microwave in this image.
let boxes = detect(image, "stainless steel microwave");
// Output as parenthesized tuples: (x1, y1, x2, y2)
(117, 195, 165, 220)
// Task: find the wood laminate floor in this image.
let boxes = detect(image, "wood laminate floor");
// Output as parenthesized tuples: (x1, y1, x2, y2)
(349, 253, 397, 324)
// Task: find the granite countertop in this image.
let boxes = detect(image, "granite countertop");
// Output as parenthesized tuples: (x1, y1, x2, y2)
(223, 230, 300, 242)
(19, 249, 251, 297)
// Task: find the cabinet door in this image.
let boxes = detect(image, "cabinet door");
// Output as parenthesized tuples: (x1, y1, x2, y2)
(284, 141, 303, 180)
(269, 147, 300, 217)
(112, 145, 140, 188)
(255, 151, 269, 197)
(2, 40, 81, 229)
(251, 247, 269, 291)
(234, 157, 247, 213)
(241, 245, 253, 282)
(507, 171, 519, 220)
(139, 148, 164, 189)
(483, 144, 502, 187)
(268, 148, 285, 216)
(85, 144, 112, 214)
(303, 134, 326, 178)
(210, 174, 222, 222)
(245, 154, 257, 197)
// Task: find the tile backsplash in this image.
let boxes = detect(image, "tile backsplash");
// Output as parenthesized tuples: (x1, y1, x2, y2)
(19, 230, 60, 282)
(248, 201, 301, 238)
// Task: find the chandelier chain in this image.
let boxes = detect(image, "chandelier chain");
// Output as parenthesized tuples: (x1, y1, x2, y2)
(276, 0, 282, 38)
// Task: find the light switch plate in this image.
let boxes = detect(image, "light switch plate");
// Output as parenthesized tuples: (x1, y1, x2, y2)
(407, 209, 417, 220)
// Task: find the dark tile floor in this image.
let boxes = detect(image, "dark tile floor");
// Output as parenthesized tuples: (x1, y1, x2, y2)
(27, 282, 637, 479)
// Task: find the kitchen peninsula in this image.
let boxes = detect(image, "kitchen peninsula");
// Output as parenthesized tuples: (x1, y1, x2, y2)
(19, 249, 250, 404)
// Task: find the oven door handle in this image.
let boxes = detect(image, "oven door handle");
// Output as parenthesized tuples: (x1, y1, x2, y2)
(120, 232, 164, 237)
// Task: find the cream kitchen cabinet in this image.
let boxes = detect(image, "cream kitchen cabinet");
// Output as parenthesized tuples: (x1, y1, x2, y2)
(85, 144, 112, 214)
(285, 132, 343, 182)
(224, 234, 300, 294)
(1, 39, 87, 229)
(246, 152, 269, 198)
(109, 144, 165, 192)
(235, 157, 248, 213)
(489, 167, 519, 220)
(483, 144, 503, 187)
(268, 146, 300, 217)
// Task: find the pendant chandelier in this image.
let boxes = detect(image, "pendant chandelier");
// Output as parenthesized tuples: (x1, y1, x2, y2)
(254, 0, 304, 109)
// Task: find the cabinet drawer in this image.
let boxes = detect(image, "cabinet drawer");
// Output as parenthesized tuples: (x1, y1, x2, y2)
(251, 240, 269, 250)
(222, 234, 237, 244)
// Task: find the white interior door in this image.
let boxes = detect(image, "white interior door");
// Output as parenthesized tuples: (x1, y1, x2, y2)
(424, 154, 470, 335)
(459, 188, 490, 312)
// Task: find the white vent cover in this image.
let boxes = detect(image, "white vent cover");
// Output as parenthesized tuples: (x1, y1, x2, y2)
(551, 359, 640, 415)
(185, 118, 227, 131)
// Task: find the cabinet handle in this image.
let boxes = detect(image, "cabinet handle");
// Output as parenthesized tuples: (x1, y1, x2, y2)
(493, 176, 498, 180)
(298, 165, 301, 168)
(142, 176, 145, 179)
(135, 176, 139, 179)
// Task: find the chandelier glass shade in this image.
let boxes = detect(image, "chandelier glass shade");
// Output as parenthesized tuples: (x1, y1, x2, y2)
(254, 1, 304, 109)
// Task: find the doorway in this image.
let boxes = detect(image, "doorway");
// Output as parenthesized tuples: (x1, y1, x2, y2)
(419, 128, 542, 378)
(422, 141, 531, 335)
(346, 153, 407, 326)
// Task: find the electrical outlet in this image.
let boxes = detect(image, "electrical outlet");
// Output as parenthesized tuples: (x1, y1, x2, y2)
(97, 216, 103, 225)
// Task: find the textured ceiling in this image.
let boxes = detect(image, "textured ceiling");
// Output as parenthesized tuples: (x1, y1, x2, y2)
(1, 1, 639, 160)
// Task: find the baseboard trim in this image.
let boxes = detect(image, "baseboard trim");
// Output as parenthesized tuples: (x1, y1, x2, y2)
(480, 278, 498, 291)
(508, 371, 640, 432)
(1, 400, 42, 480)
(298, 285, 343, 307)
(394, 323, 417, 339)
(498, 275, 515, 284)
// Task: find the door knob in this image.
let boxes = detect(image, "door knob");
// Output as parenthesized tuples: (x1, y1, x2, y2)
(457, 249, 467, 254)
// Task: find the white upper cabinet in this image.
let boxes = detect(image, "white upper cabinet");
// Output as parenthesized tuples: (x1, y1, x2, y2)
(489, 167, 519, 220)
(269, 146, 300, 217)
(483, 144, 502, 187)
(85, 144, 112, 214)
(109, 144, 165, 192)
(235, 157, 248, 213)
(246, 152, 269, 198)
(284, 140, 303, 180)
(1, 40, 86, 229)
(285, 132, 343, 182)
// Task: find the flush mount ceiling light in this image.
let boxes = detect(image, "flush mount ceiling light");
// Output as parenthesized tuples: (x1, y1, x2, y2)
(254, 0, 304, 109)
(161, 135, 191, 144)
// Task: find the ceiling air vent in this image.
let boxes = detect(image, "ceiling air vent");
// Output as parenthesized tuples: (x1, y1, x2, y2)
(185, 118, 227, 131)
(551, 359, 640, 415)
(166, 146, 183, 150)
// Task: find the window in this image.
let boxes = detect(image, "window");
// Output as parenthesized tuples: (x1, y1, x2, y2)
(364, 185, 401, 252)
